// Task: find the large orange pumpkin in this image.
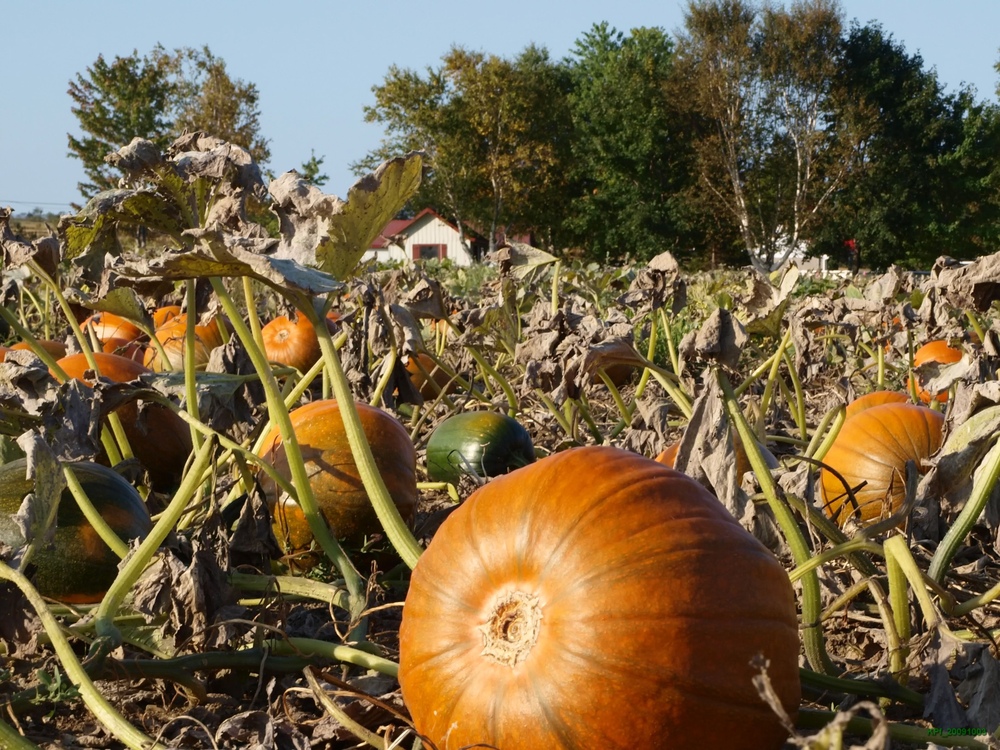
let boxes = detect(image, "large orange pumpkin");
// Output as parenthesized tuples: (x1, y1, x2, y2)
(261, 313, 321, 373)
(399, 446, 801, 750)
(909, 340, 963, 404)
(821, 402, 944, 526)
(9, 339, 68, 361)
(844, 391, 908, 420)
(55, 353, 193, 490)
(257, 399, 417, 549)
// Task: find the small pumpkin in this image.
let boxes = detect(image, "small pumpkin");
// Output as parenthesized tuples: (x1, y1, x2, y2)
(909, 339, 963, 404)
(55, 353, 193, 490)
(80, 312, 142, 345)
(404, 352, 454, 400)
(261, 313, 321, 373)
(0, 458, 152, 603)
(655, 429, 777, 477)
(143, 316, 223, 372)
(821, 402, 944, 526)
(844, 391, 908, 420)
(257, 399, 417, 549)
(425, 411, 535, 483)
(399, 446, 801, 750)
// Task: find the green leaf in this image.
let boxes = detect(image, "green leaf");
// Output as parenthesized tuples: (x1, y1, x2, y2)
(319, 152, 423, 280)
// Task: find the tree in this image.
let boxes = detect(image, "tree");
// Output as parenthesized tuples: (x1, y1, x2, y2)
(68, 46, 270, 200)
(299, 149, 329, 187)
(811, 22, 984, 268)
(67, 49, 176, 197)
(673, 0, 858, 271)
(359, 45, 572, 257)
(564, 23, 695, 262)
(168, 46, 271, 166)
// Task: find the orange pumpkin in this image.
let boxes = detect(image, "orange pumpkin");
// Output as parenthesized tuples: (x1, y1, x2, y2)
(261, 313, 320, 373)
(55, 353, 193, 490)
(399, 446, 801, 750)
(821, 402, 944, 526)
(909, 340, 963, 404)
(80, 312, 142, 345)
(152, 305, 183, 329)
(10, 339, 67, 361)
(404, 352, 454, 400)
(257, 399, 417, 549)
(101, 336, 145, 362)
(844, 391, 908, 420)
(143, 316, 223, 372)
(655, 430, 777, 477)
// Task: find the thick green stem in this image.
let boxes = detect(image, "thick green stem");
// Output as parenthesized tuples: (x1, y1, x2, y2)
(886, 543, 911, 681)
(465, 345, 518, 416)
(183, 280, 202, 450)
(928, 434, 1000, 583)
(718, 368, 834, 674)
(302, 303, 424, 569)
(0, 715, 38, 750)
(209, 279, 366, 607)
(0, 562, 166, 749)
(93, 436, 218, 643)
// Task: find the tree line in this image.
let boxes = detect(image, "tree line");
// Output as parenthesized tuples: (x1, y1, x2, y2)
(67, 0, 1000, 270)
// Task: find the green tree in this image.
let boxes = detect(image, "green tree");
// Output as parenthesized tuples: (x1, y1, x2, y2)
(168, 46, 271, 166)
(67, 49, 176, 197)
(811, 22, 983, 269)
(673, 0, 858, 271)
(68, 46, 270, 200)
(564, 23, 695, 262)
(299, 149, 329, 187)
(359, 45, 572, 257)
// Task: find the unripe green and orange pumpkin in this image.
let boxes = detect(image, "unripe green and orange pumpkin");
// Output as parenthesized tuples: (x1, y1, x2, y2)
(0, 458, 152, 604)
(398, 446, 801, 750)
(425, 411, 535, 483)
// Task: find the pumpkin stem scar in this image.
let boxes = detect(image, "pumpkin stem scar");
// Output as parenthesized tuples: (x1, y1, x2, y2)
(480, 591, 543, 667)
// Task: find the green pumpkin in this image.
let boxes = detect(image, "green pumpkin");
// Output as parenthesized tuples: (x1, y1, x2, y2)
(0, 459, 152, 604)
(426, 411, 535, 483)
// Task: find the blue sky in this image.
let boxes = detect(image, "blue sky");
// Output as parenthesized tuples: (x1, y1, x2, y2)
(2, 0, 998, 214)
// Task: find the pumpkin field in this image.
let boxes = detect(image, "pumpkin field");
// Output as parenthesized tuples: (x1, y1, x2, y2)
(3, 135, 1000, 749)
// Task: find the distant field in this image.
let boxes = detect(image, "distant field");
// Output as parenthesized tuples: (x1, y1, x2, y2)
(9, 216, 56, 239)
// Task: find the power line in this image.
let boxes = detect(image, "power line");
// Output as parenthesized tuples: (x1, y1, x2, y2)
(0, 199, 75, 208)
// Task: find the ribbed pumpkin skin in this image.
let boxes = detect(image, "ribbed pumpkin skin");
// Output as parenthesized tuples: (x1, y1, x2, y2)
(143, 316, 224, 372)
(258, 400, 417, 548)
(426, 411, 535, 483)
(261, 314, 320, 373)
(0, 459, 152, 603)
(844, 391, 908, 420)
(55, 353, 193, 490)
(821, 403, 944, 525)
(399, 446, 801, 750)
(80, 312, 142, 345)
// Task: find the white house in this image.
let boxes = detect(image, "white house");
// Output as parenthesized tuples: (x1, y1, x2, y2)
(363, 208, 485, 267)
